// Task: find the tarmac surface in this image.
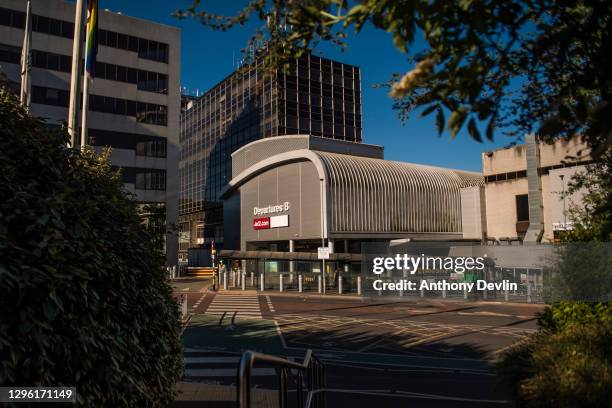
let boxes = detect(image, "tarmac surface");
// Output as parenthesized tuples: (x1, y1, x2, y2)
(171, 277, 543, 407)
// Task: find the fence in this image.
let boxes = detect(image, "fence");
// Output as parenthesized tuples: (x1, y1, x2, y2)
(218, 265, 545, 303)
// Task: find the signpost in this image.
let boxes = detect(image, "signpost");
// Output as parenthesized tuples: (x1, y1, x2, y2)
(317, 247, 330, 260)
(318, 247, 330, 295)
(211, 241, 217, 291)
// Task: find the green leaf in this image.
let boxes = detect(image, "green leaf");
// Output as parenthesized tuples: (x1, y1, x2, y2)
(420, 104, 438, 118)
(435, 107, 445, 135)
(448, 107, 468, 138)
(467, 118, 482, 142)
(486, 118, 495, 141)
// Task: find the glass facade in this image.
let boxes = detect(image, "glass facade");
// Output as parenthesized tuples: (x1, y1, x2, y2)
(179, 54, 362, 258)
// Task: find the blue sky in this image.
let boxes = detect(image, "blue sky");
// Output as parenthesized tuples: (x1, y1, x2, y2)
(101, 0, 515, 172)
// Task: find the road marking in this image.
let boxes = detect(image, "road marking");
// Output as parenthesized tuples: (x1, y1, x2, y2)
(191, 293, 206, 310)
(205, 292, 262, 319)
(274, 321, 287, 348)
(266, 295, 276, 312)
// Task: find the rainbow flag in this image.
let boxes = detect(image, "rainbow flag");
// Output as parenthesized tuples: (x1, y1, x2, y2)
(84, 0, 98, 78)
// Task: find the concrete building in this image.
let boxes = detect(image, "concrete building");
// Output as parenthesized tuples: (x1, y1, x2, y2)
(482, 135, 591, 242)
(0, 0, 180, 264)
(221, 135, 484, 254)
(179, 53, 362, 260)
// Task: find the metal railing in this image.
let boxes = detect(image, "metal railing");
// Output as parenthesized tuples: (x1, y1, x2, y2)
(237, 349, 326, 408)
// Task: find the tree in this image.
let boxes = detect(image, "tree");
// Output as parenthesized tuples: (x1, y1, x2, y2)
(175, 0, 611, 158)
(175, 0, 612, 244)
(0, 87, 183, 406)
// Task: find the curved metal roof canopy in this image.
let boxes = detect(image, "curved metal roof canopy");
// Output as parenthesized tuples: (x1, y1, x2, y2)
(317, 152, 483, 234)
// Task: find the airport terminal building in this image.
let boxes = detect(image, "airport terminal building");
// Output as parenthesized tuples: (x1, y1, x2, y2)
(220, 135, 485, 255)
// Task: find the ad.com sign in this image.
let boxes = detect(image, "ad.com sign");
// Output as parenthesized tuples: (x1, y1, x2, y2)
(253, 214, 289, 230)
(253, 217, 270, 230)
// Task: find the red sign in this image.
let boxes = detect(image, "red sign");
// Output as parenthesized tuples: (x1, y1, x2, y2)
(253, 217, 270, 230)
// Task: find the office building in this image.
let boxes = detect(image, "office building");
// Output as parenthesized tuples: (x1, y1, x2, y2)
(0, 0, 180, 264)
(179, 54, 362, 261)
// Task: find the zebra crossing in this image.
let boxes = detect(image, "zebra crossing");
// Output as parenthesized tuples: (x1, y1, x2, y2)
(183, 349, 276, 382)
(205, 292, 263, 320)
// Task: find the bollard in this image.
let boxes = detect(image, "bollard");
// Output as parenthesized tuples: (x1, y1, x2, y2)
(260, 273, 264, 292)
(464, 287, 468, 300)
(527, 281, 532, 303)
(289, 273, 293, 288)
(420, 280, 424, 298)
(442, 286, 446, 298)
(504, 287, 509, 301)
(318, 275, 322, 293)
(298, 274, 303, 293)
(181, 294, 187, 319)
(250, 271, 254, 287)
(223, 271, 228, 290)
(338, 276, 343, 295)
(357, 276, 362, 296)
(280, 274, 284, 292)
(483, 287, 488, 300)
(172, 265, 176, 279)
(241, 272, 246, 291)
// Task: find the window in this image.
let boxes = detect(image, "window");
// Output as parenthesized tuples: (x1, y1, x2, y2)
(0, 7, 24, 28)
(136, 138, 167, 158)
(0, 43, 19, 64)
(32, 86, 69, 107)
(135, 169, 166, 191)
(116, 65, 127, 82)
(516, 194, 529, 222)
(117, 33, 128, 50)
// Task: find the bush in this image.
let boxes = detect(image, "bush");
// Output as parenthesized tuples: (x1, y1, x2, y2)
(498, 302, 612, 407)
(0, 88, 182, 405)
(538, 301, 612, 332)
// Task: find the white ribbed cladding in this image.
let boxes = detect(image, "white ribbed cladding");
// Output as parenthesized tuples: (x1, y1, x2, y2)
(316, 152, 483, 234)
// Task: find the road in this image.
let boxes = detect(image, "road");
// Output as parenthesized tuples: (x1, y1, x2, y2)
(172, 278, 543, 407)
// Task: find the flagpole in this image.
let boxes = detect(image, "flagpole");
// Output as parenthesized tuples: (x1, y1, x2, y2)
(20, 0, 32, 110)
(68, 0, 86, 148)
(80, 74, 89, 148)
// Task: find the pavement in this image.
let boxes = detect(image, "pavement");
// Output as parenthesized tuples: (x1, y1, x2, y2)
(170, 277, 544, 407)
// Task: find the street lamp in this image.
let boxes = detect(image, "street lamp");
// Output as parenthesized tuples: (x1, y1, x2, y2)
(559, 174, 567, 229)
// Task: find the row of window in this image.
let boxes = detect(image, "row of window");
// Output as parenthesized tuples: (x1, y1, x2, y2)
(0, 44, 168, 94)
(135, 169, 166, 191)
(94, 60, 168, 93)
(116, 167, 166, 191)
(0, 7, 169, 63)
(88, 128, 167, 157)
(31, 86, 168, 126)
(484, 160, 593, 183)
